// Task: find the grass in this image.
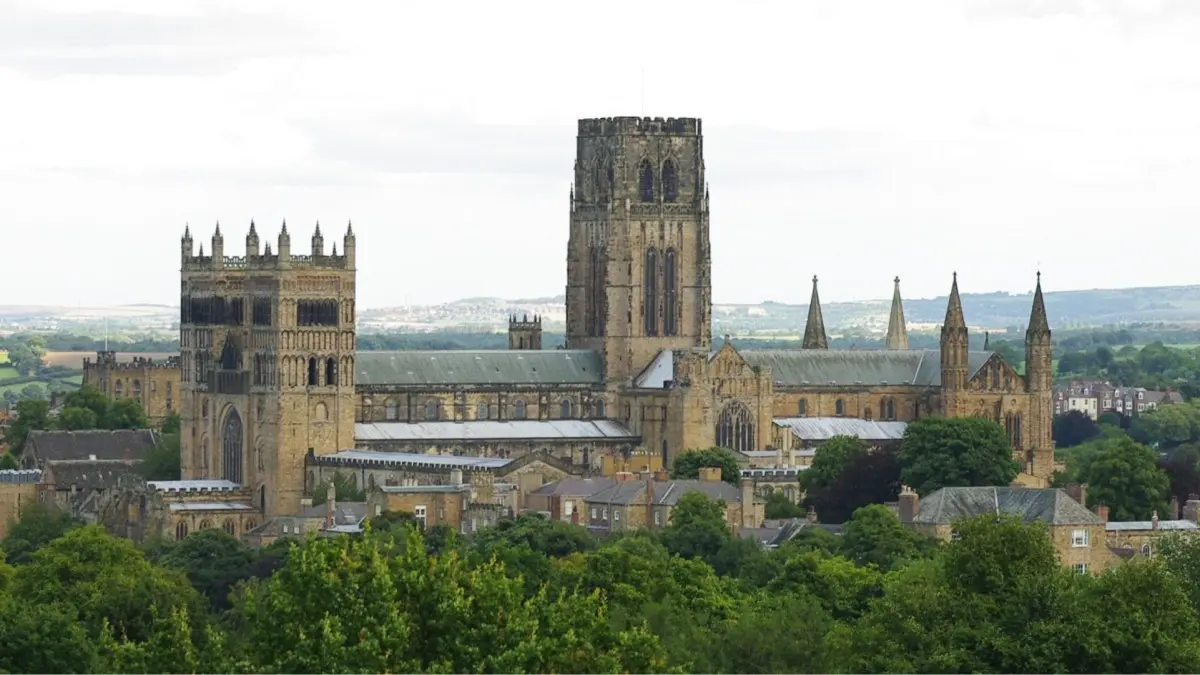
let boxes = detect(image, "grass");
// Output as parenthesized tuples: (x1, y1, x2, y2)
(0, 365, 18, 381)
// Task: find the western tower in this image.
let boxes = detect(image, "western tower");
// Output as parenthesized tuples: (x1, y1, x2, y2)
(564, 117, 712, 383)
(179, 221, 357, 517)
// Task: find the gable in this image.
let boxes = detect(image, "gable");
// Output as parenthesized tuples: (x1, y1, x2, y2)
(356, 350, 605, 387)
(708, 342, 755, 379)
(968, 353, 1024, 392)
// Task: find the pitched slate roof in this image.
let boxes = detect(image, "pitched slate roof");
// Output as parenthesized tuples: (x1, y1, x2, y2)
(355, 420, 637, 442)
(585, 479, 744, 506)
(529, 477, 618, 497)
(914, 486, 1103, 525)
(25, 429, 157, 464)
(740, 349, 994, 387)
(44, 461, 139, 491)
(356, 350, 604, 387)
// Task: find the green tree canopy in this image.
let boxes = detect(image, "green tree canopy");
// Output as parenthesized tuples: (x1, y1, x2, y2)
(1082, 434, 1170, 521)
(899, 416, 1019, 495)
(802, 435, 902, 523)
(670, 447, 742, 485)
(1053, 410, 1101, 448)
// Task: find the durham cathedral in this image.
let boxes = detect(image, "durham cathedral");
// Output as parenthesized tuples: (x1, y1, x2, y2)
(88, 116, 1054, 532)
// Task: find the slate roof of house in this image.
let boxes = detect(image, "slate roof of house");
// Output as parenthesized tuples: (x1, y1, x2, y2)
(528, 477, 618, 498)
(318, 449, 512, 469)
(1106, 520, 1199, 532)
(44, 460, 139, 490)
(772, 417, 908, 441)
(356, 350, 605, 387)
(25, 429, 156, 464)
(741, 519, 845, 547)
(585, 479, 743, 507)
(914, 486, 1103, 525)
(355, 420, 637, 442)
(633, 348, 996, 389)
(298, 501, 368, 525)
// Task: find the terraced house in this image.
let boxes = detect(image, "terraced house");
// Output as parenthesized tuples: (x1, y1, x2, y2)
(85, 116, 1056, 531)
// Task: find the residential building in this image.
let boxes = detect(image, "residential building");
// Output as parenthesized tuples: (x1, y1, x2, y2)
(583, 467, 762, 533)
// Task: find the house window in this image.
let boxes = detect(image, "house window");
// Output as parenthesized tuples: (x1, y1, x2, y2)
(594, 399, 606, 418)
(602, 507, 608, 521)
(115, 380, 124, 396)
(414, 505, 427, 530)
(1142, 544, 1153, 558)
(385, 401, 398, 420)
(425, 400, 440, 421)
(613, 510, 621, 522)
(1073, 563, 1090, 575)
(175, 521, 188, 540)
(654, 511, 661, 526)
(950, 531, 961, 541)
(375, 504, 383, 516)
(1071, 529, 1089, 547)
(590, 507, 597, 520)
(564, 501, 574, 516)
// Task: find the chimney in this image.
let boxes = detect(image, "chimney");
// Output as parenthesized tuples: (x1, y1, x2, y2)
(300, 497, 313, 508)
(645, 478, 655, 529)
(775, 445, 784, 468)
(653, 467, 669, 481)
(450, 469, 463, 486)
(1152, 510, 1160, 531)
(1170, 496, 1181, 519)
(698, 467, 722, 483)
(325, 480, 337, 529)
(740, 478, 757, 528)
(1096, 504, 1110, 522)
(806, 508, 818, 523)
(1183, 499, 1200, 523)
(615, 471, 634, 483)
(898, 485, 919, 524)
(1065, 482, 1087, 508)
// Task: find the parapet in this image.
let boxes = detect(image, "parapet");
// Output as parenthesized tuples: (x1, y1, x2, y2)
(509, 313, 542, 328)
(577, 117, 700, 137)
(0, 469, 42, 484)
(83, 352, 180, 371)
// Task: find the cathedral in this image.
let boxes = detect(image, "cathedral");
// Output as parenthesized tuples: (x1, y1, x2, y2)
(166, 116, 1054, 521)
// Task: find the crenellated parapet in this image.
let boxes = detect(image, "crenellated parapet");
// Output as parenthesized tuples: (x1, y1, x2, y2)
(83, 351, 180, 371)
(181, 221, 356, 271)
(577, 117, 700, 136)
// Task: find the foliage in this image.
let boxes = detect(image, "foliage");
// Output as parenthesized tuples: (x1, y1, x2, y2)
(139, 432, 182, 481)
(1, 502, 82, 565)
(1081, 434, 1171, 521)
(840, 504, 934, 571)
(899, 416, 1019, 495)
(1057, 340, 1200, 394)
(0, 452, 18, 470)
(670, 447, 742, 485)
(802, 436, 901, 523)
(3, 398, 50, 454)
(1131, 400, 1200, 449)
(1053, 410, 1101, 448)
(1162, 444, 1200, 509)
(310, 472, 367, 505)
(763, 490, 806, 519)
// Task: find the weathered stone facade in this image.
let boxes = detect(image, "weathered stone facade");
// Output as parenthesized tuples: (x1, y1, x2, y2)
(0, 470, 40, 540)
(83, 352, 181, 424)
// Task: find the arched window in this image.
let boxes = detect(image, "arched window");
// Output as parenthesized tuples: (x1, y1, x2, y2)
(425, 400, 440, 421)
(245, 519, 257, 532)
(798, 399, 807, 416)
(477, 402, 489, 420)
(561, 399, 573, 419)
(222, 407, 244, 485)
(594, 399, 606, 419)
(664, 248, 678, 336)
(644, 248, 659, 336)
(325, 358, 336, 386)
(199, 519, 213, 530)
(661, 439, 669, 465)
(115, 380, 124, 396)
(175, 521, 188, 540)
(260, 485, 266, 509)
(716, 401, 755, 453)
(385, 401, 398, 421)
(662, 159, 678, 203)
(638, 158, 654, 202)
(514, 399, 527, 420)
(1142, 544, 1153, 558)
(886, 398, 896, 420)
(1005, 412, 1024, 449)
(588, 246, 606, 337)
(835, 399, 845, 416)
(307, 357, 318, 386)
(222, 520, 236, 536)
(202, 399, 209, 419)
(132, 380, 142, 396)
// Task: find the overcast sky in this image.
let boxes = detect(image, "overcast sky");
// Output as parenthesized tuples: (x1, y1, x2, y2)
(3, 0, 1199, 310)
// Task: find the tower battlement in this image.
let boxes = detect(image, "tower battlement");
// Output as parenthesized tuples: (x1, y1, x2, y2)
(577, 117, 701, 137)
(83, 351, 181, 371)
(508, 314, 543, 351)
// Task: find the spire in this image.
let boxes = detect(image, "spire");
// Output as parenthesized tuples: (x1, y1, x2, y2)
(182, 224, 191, 239)
(314, 220, 322, 237)
(281, 219, 289, 235)
(886, 276, 909, 350)
(943, 272, 966, 335)
(1028, 270, 1049, 335)
(984, 331, 991, 350)
(249, 219, 257, 236)
(346, 220, 354, 237)
(214, 221, 222, 238)
(802, 275, 828, 350)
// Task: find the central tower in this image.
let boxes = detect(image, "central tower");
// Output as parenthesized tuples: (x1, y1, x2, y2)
(565, 117, 712, 383)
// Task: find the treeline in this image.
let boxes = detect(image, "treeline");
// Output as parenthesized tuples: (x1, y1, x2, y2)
(1056, 341, 1200, 396)
(0, 333, 177, 354)
(3, 492, 1200, 673)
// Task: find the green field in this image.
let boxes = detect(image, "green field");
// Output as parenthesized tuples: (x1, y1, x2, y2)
(0, 365, 18, 381)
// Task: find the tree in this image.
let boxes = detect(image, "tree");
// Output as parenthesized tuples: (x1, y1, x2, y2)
(840, 504, 932, 570)
(58, 406, 99, 431)
(1083, 435, 1171, 521)
(1162, 444, 1200, 510)
(311, 472, 366, 505)
(0, 502, 81, 565)
(670, 447, 742, 485)
(105, 398, 148, 430)
(899, 416, 1019, 495)
(801, 435, 902, 523)
(139, 432, 181, 481)
(160, 412, 181, 434)
(660, 492, 733, 563)
(763, 490, 806, 519)
(1053, 410, 1101, 448)
(1130, 400, 1200, 449)
(151, 529, 257, 611)
(0, 452, 17, 470)
(5, 343, 40, 376)
(3, 398, 50, 455)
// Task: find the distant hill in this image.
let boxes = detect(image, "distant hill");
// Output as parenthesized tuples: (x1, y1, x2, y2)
(4, 285, 1200, 336)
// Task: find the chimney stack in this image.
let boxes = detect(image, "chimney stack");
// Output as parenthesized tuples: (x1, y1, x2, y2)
(698, 467, 722, 483)
(450, 469, 463, 486)
(898, 485, 919, 524)
(1065, 483, 1088, 509)
(740, 478, 757, 528)
(1183, 498, 1200, 523)
(1096, 504, 1110, 522)
(325, 480, 337, 529)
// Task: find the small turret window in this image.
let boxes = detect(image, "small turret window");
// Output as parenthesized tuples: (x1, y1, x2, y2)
(638, 159, 654, 202)
(662, 159, 678, 203)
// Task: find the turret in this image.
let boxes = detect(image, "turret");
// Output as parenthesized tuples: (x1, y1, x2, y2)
(802, 275, 828, 350)
(311, 221, 324, 258)
(211, 222, 224, 270)
(277, 220, 291, 266)
(1025, 272, 1052, 392)
(940, 272, 969, 391)
(886, 276, 909, 350)
(181, 224, 193, 263)
(509, 313, 543, 350)
(246, 220, 260, 258)
(343, 221, 356, 269)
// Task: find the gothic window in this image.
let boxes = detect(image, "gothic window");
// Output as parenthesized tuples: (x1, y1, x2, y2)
(664, 248, 678, 336)
(202, 400, 209, 419)
(835, 399, 845, 416)
(252, 297, 272, 326)
(638, 158, 654, 202)
(245, 519, 257, 532)
(798, 399, 807, 416)
(385, 401, 398, 421)
(716, 401, 755, 453)
(477, 402, 489, 420)
(325, 357, 336, 386)
(1004, 412, 1024, 449)
(260, 485, 266, 509)
(199, 519, 213, 530)
(132, 380, 141, 397)
(594, 399, 606, 419)
(425, 400, 440, 421)
(644, 248, 659, 336)
(887, 398, 896, 420)
(662, 159, 678, 203)
(561, 399, 573, 418)
(115, 380, 123, 396)
(220, 334, 241, 370)
(514, 399, 527, 420)
(588, 247, 606, 337)
(175, 521, 188, 540)
(307, 358, 318, 386)
(661, 439, 669, 465)
(222, 407, 245, 485)
(222, 520, 236, 536)
(297, 299, 338, 326)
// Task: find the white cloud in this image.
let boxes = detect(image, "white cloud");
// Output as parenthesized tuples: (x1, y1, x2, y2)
(2, 0, 1199, 310)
